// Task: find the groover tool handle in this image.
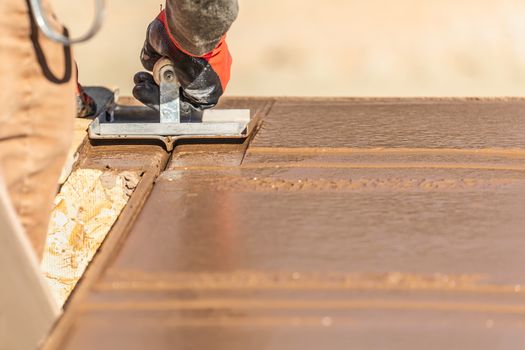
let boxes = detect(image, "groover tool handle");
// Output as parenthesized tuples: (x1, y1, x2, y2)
(152, 58, 176, 85)
(29, 0, 105, 45)
(153, 58, 180, 123)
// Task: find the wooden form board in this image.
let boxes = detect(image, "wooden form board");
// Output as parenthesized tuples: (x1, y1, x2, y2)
(0, 173, 59, 350)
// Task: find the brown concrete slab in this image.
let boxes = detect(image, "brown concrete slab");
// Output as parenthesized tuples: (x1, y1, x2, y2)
(59, 309, 525, 350)
(105, 170, 525, 281)
(48, 98, 525, 349)
(249, 98, 525, 149)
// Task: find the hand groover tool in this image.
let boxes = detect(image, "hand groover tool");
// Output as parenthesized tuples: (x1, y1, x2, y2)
(88, 58, 255, 151)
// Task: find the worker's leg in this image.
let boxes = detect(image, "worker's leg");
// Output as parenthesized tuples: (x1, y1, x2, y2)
(0, 0, 76, 260)
(166, 0, 239, 55)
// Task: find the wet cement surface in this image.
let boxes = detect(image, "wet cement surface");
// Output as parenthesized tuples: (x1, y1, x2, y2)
(250, 98, 525, 149)
(53, 98, 525, 349)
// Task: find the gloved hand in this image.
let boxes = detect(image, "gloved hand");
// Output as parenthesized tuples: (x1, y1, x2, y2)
(76, 82, 97, 118)
(133, 10, 232, 116)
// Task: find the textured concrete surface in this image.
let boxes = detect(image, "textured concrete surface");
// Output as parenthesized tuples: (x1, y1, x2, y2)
(46, 98, 525, 349)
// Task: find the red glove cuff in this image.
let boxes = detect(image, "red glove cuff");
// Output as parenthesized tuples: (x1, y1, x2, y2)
(157, 10, 232, 92)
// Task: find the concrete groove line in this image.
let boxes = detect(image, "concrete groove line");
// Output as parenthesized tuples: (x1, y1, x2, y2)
(80, 299, 525, 315)
(92, 281, 525, 295)
(247, 147, 525, 158)
(239, 99, 275, 166)
(170, 162, 525, 172)
(80, 316, 358, 328)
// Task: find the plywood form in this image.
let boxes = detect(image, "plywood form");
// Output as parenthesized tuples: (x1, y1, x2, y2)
(42, 169, 140, 307)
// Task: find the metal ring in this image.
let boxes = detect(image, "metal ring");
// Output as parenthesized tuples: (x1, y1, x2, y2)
(29, 0, 106, 45)
(152, 58, 175, 85)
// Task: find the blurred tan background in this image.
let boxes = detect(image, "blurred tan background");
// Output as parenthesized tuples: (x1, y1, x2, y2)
(53, 0, 525, 96)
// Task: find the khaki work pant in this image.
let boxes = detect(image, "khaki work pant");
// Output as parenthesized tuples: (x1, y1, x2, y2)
(0, 0, 75, 260)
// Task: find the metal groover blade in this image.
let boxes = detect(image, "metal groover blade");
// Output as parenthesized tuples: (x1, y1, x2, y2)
(159, 64, 180, 124)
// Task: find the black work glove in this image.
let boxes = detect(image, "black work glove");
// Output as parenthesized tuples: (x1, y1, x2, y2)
(133, 10, 232, 117)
